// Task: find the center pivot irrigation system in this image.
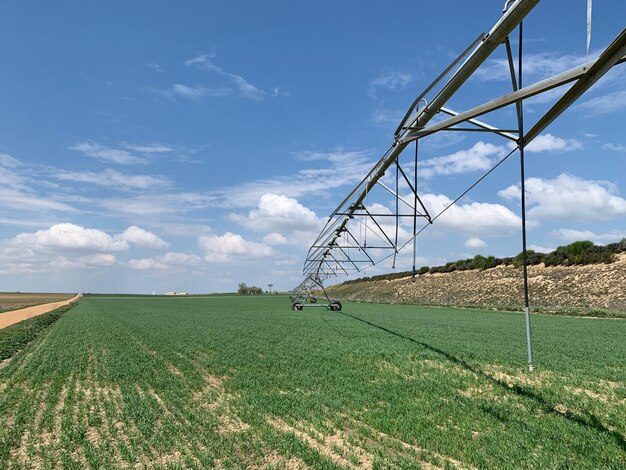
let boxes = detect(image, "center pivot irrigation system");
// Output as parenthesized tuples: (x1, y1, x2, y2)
(291, 0, 625, 369)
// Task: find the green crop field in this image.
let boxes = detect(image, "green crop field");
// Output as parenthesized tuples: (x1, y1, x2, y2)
(0, 295, 624, 469)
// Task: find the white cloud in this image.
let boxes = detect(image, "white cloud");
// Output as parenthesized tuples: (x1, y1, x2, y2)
(0, 166, 27, 191)
(263, 232, 288, 245)
(499, 173, 626, 222)
(528, 244, 555, 254)
(148, 83, 231, 102)
(52, 168, 170, 191)
(211, 149, 375, 208)
(198, 232, 272, 262)
(0, 152, 21, 168)
(271, 87, 290, 98)
(275, 255, 299, 266)
(550, 228, 626, 243)
(0, 189, 77, 213)
(229, 193, 322, 232)
(369, 69, 412, 96)
(85, 150, 373, 216)
(465, 237, 487, 248)
(0, 154, 79, 213)
(421, 193, 521, 236)
(128, 258, 161, 270)
(118, 226, 169, 249)
(419, 141, 505, 179)
(0, 224, 171, 273)
(602, 143, 626, 152)
(129, 252, 201, 270)
(100, 192, 216, 215)
(0, 252, 118, 274)
(6, 223, 129, 253)
(475, 51, 585, 82)
(157, 223, 212, 237)
(70, 141, 147, 165)
(521, 133, 582, 153)
(575, 90, 626, 116)
(123, 143, 174, 154)
(184, 53, 265, 100)
(172, 83, 231, 101)
(158, 252, 201, 265)
(184, 52, 216, 66)
(78, 253, 117, 266)
(294, 149, 371, 165)
(0, 217, 56, 228)
(2, 224, 167, 256)
(371, 108, 403, 128)
(229, 75, 265, 100)
(146, 63, 164, 73)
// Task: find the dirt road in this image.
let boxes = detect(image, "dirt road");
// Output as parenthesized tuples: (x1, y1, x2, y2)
(0, 294, 80, 330)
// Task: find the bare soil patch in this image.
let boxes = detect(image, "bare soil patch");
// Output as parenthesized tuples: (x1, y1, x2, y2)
(266, 416, 370, 469)
(253, 451, 309, 469)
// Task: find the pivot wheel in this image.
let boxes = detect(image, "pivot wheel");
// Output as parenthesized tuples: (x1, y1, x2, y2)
(292, 303, 303, 311)
(330, 302, 342, 311)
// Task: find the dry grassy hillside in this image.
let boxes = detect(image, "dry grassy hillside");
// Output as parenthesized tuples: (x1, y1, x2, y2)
(328, 254, 626, 315)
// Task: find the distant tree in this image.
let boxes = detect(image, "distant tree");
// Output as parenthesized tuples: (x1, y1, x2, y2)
(238, 283, 264, 294)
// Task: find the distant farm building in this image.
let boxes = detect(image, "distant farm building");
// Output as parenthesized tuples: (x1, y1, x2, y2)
(164, 292, 188, 296)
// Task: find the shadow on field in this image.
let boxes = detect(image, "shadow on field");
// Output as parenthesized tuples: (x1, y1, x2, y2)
(340, 311, 626, 452)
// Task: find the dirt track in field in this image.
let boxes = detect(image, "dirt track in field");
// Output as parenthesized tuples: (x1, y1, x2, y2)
(0, 294, 80, 330)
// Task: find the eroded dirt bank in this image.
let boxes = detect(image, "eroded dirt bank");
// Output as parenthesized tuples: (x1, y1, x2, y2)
(327, 254, 626, 313)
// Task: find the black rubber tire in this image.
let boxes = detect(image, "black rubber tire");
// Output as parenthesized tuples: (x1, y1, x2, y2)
(310, 296, 317, 304)
(292, 303, 303, 311)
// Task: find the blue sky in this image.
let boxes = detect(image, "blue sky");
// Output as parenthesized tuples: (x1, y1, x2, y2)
(0, 1, 625, 294)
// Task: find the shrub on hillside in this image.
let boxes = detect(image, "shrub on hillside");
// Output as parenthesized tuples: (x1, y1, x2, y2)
(547, 241, 615, 266)
(604, 238, 626, 254)
(472, 255, 489, 270)
(513, 249, 545, 267)
(337, 238, 625, 286)
(556, 240, 594, 263)
(527, 251, 546, 265)
(578, 244, 615, 264)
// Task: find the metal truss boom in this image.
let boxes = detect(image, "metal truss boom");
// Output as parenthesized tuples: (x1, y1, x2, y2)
(404, 47, 626, 144)
(301, 0, 625, 295)
(304, 0, 539, 279)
